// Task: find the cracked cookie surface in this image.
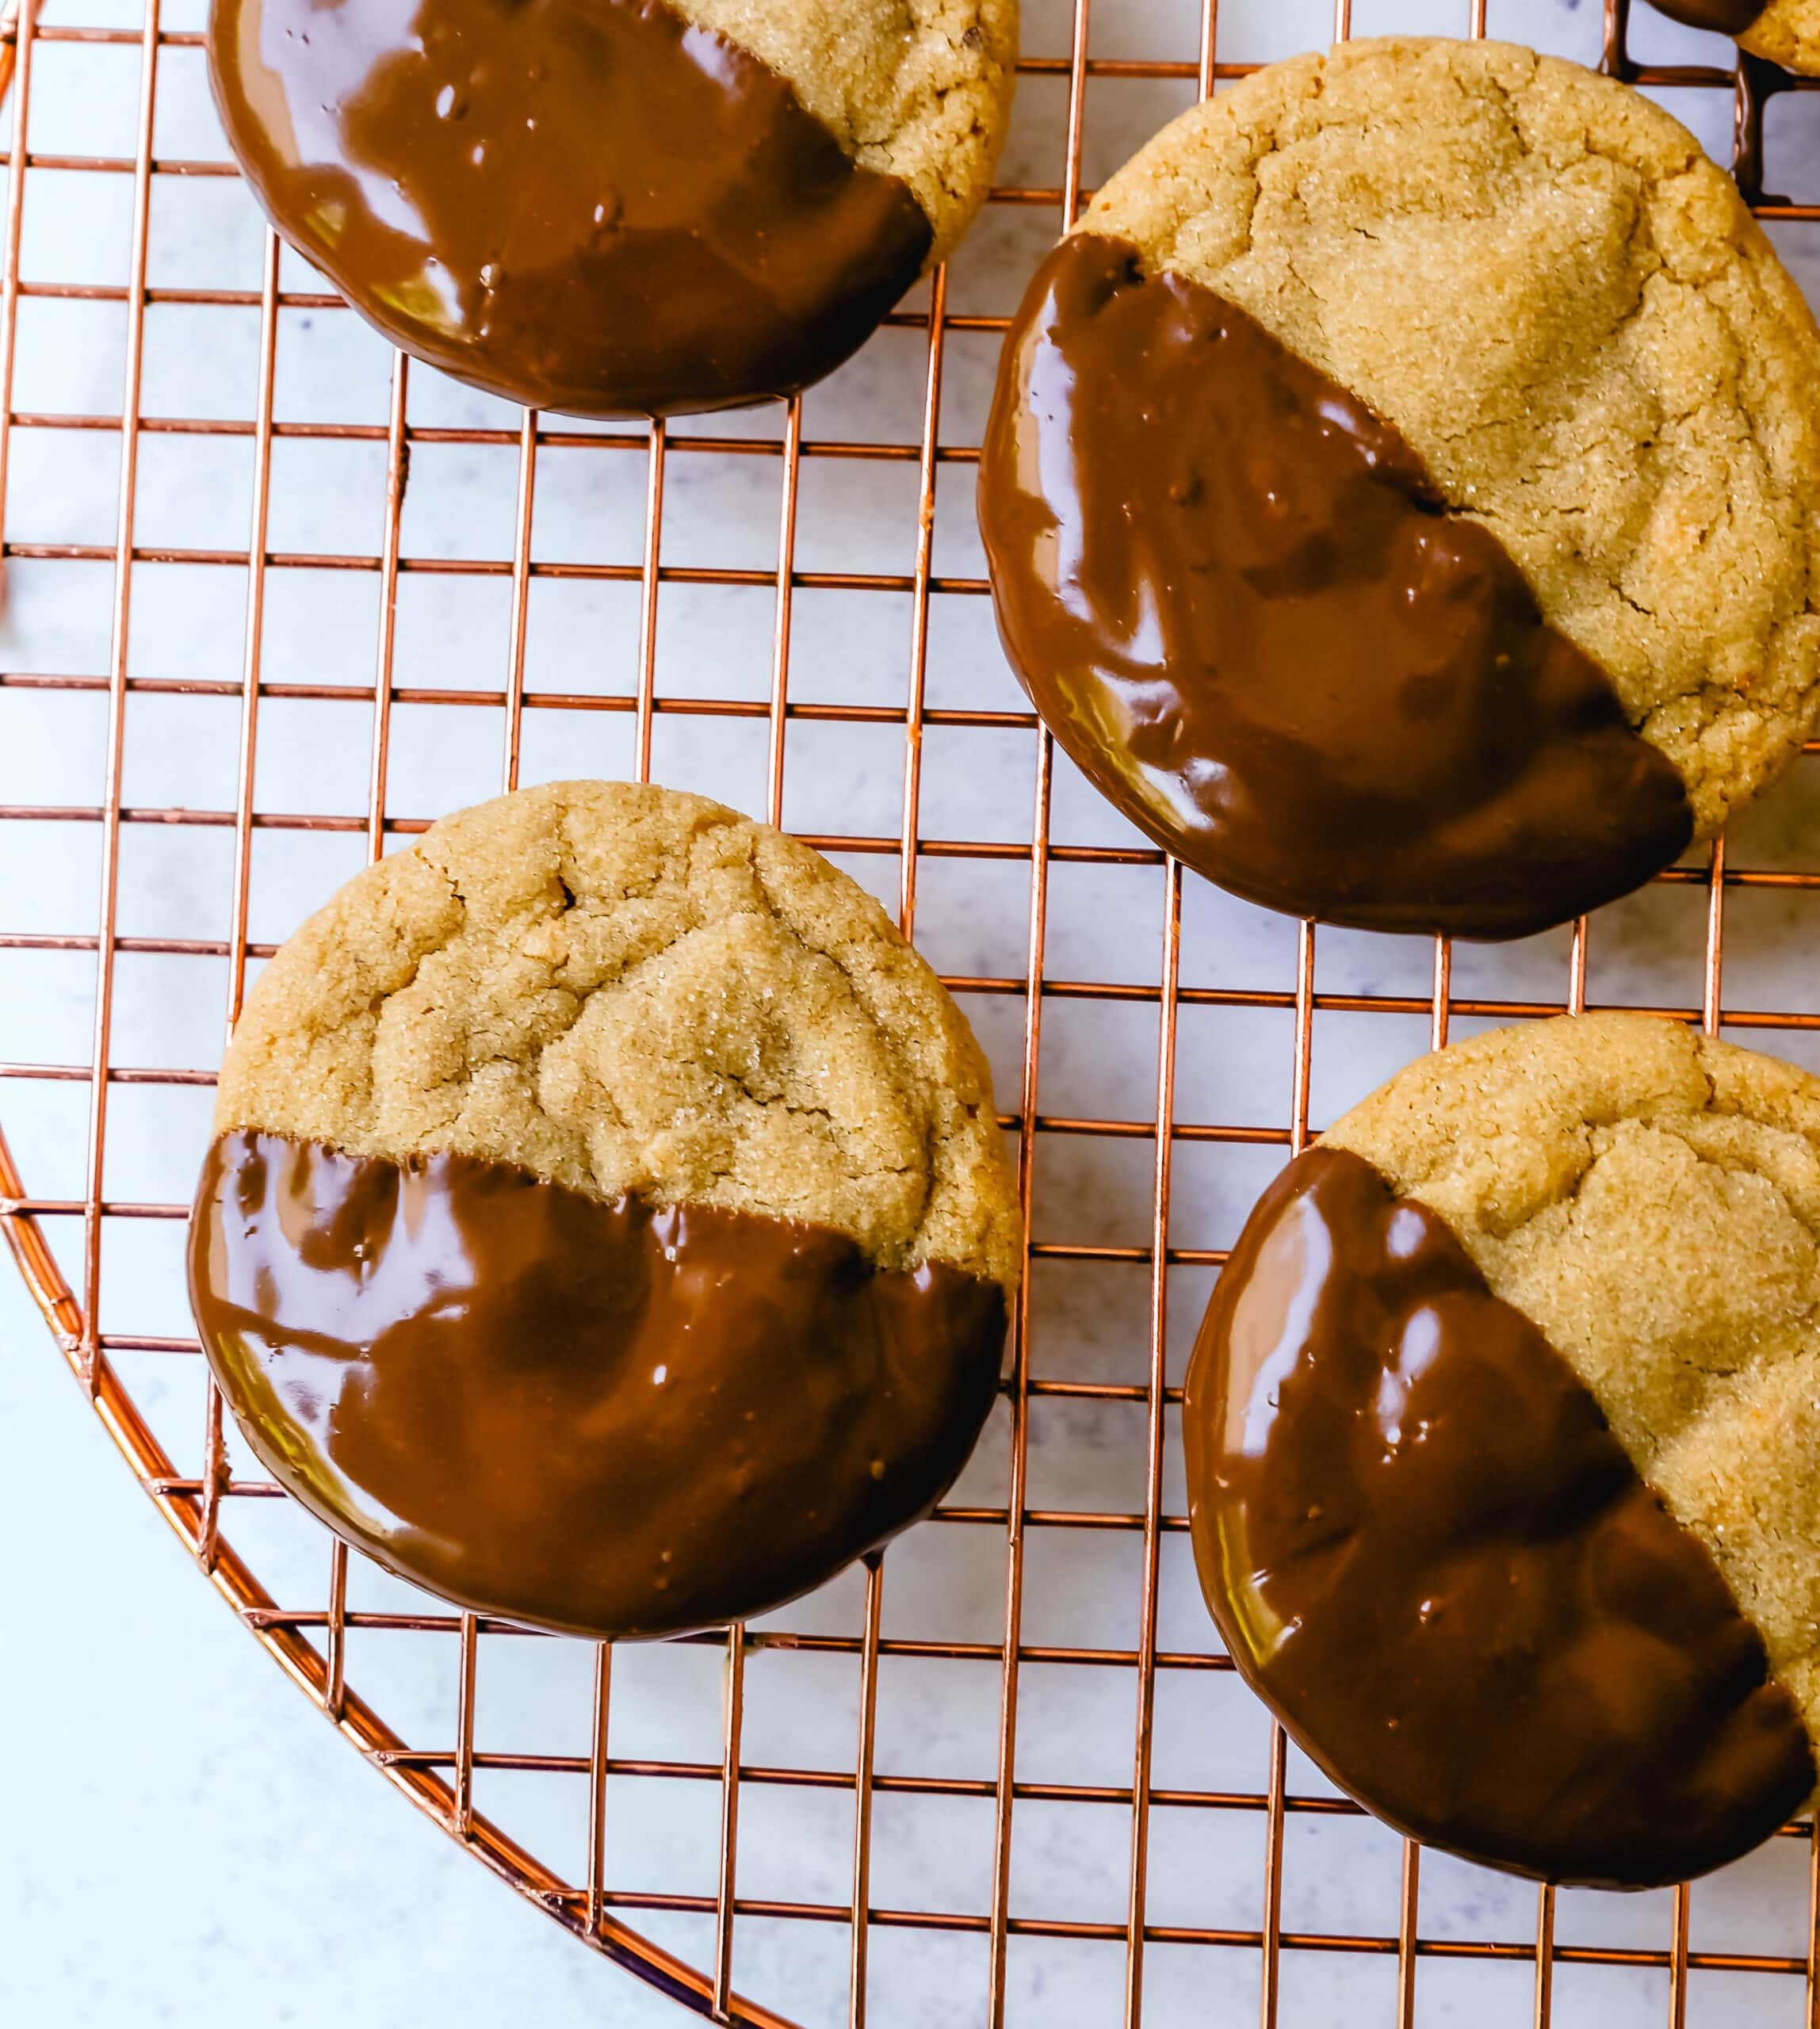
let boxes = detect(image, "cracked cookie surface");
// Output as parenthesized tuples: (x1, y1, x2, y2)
(674, 0, 1015, 262)
(215, 780, 1022, 1291)
(1327, 1011, 1820, 1744)
(1077, 36, 1820, 837)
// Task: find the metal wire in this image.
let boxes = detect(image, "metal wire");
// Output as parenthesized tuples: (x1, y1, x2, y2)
(4, 1, 1820, 2023)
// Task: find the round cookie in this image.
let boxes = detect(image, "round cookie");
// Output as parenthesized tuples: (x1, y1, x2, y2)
(977, 38, 1820, 939)
(1650, 0, 1820, 77)
(1183, 1011, 1820, 1886)
(189, 780, 1021, 1639)
(208, 0, 1015, 416)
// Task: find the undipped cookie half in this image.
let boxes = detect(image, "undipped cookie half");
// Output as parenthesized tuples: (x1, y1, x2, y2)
(1647, 0, 1820, 76)
(187, 781, 1022, 1640)
(1183, 1011, 1820, 1887)
(208, 0, 1015, 415)
(977, 38, 1820, 940)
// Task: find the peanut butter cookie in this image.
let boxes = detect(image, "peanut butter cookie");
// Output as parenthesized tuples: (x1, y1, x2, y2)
(1183, 1011, 1820, 1886)
(979, 38, 1820, 938)
(189, 781, 1020, 1639)
(209, 0, 1016, 415)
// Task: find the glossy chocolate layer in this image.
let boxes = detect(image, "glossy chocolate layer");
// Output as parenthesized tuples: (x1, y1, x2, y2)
(189, 1131, 1007, 1638)
(1648, 0, 1768, 32)
(977, 235, 1693, 940)
(208, 0, 934, 416)
(1183, 1144, 1814, 1887)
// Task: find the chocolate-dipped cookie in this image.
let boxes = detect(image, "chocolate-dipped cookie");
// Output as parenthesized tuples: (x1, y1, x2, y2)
(1183, 1011, 1820, 1887)
(187, 781, 1020, 1639)
(208, 0, 1015, 416)
(977, 39, 1820, 940)
(1648, 0, 1820, 75)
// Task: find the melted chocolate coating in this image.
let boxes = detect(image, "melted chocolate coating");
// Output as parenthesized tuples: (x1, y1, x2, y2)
(207, 0, 934, 417)
(189, 1132, 1007, 1638)
(1183, 1144, 1814, 1888)
(977, 235, 1693, 941)
(1648, 0, 1768, 32)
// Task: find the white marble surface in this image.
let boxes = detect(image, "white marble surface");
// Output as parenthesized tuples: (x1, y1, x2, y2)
(7, 2, 1820, 2024)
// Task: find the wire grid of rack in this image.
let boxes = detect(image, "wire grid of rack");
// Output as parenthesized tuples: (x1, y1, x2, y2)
(5, 0, 1820, 2023)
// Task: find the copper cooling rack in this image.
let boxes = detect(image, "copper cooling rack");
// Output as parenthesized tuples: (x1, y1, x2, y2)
(6, 0, 1820, 2023)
